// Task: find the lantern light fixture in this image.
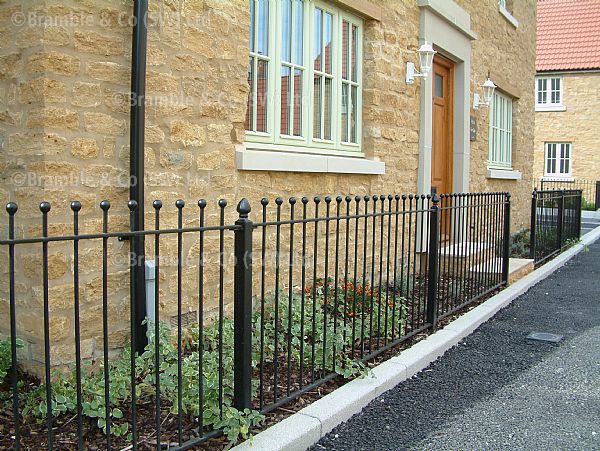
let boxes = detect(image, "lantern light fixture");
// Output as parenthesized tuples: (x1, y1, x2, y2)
(406, 41, 437, 84)
(473, 78, 497, 109)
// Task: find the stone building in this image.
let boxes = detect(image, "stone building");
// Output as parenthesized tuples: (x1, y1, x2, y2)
(0, 0, 537, 369)
(533, 0, 600, 189)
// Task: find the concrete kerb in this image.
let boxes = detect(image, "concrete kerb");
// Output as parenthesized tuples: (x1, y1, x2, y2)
(233, 226, 600, 451)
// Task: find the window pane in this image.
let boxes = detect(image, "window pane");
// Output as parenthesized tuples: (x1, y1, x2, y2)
(324, 12, 332, 74)
(342, 21, 349, 80)
(351, 85, 357, 142)
(245, 57, 255, 131)
(551, 78, 560, 104)
(324, 77, 332, 140)
(341, 83, 349, 142)
(256, 59, 268, 132)
(435, 73, 443, 97)
(293, 68, 302, 136)
(257, 0, 268, 55)
(282, 0, 291, 62)
(313, 8, 322, 71)
(313, 75, 322, 139)
(281, 65, 291, 135)
(537, 78, 546, 104)
(351, 25, 358, 82)
(294, 0, 303, 65)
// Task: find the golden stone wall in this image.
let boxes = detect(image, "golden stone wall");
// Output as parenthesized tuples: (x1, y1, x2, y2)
(0, 0, 536, 371)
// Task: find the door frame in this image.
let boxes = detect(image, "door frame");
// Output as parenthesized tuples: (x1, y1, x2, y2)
(431, 54, 455, 196)
(416, 2, 476, 198)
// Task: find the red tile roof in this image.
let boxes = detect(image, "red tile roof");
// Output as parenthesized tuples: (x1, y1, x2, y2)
(536, 0, 600, 71)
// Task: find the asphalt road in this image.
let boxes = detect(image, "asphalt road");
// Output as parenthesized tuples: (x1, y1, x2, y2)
(311, 241, 600, 451)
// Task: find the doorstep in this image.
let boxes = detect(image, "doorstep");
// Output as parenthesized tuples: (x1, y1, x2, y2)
(233, 225, 600, 451)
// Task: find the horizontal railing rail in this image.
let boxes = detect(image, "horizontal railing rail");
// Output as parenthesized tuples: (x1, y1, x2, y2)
(0, 191, 510, 450)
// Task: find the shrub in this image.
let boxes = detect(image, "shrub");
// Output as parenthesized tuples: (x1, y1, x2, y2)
(510, 228, 531, 258)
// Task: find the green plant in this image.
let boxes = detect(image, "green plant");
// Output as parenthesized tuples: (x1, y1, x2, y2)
(581, 198, 596, 211)
(7, 278, 407, 444)
(0, 336, 23, 384)
(510, 228, 531, 258)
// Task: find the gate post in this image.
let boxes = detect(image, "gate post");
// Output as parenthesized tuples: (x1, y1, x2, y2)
(426, 195, 440, 329)
(234, 199, 253, 410)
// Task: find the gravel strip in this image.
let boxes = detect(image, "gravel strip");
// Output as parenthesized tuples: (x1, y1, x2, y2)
(311, 242, 600, 451)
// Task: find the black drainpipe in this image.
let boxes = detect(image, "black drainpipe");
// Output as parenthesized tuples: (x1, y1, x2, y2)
(130, 0, 148, 353)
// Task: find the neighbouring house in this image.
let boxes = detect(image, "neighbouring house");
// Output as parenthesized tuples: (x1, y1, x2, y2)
(533, 0, 600, 189)
(0, 0, 536, 371)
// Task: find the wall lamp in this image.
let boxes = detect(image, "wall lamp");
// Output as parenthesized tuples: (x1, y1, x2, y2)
(473, 78, 497, 109)
(406, 41, 436, 84)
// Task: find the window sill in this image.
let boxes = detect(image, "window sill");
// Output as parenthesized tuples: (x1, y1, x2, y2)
(535, 105, 566, 112)
(499, 5, 519, 28)
(486, 168, 522, 180)
(236, 146, 385, 175)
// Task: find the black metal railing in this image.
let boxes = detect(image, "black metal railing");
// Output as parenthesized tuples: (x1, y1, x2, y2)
(529, 189, 582, 266)
(539, 178, 599, 210)
(0, 191, 510, 450)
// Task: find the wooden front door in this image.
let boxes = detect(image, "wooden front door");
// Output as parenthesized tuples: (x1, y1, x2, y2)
(431, 55, 454, 197)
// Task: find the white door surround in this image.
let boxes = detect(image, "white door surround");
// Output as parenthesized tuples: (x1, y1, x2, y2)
(416, 0, 477, 196)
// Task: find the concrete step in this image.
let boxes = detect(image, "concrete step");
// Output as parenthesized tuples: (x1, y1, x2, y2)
(439, 241, 493, 268)
(469, 257, 534, 285)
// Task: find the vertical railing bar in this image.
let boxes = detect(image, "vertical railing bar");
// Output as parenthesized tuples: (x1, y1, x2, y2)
(360, 196, 369, 359)
(405, 195, 414, 333)
(342, 196, 352, 366)
(376, 195, 385, 350)
(333, 196, 342, 372)
(383, 195, 393, 346)
(127, 200, 138, 451)
(197, 199, 206, 433)
(311, 197, 320, 381)
(6, 203, 21, 451)
(176, 200, 185, 445)
(390, 195, 401, 342)
(299, 197, 308, 388)
(368, 195, 377, 353)
(40, 201, 53, 450)
(436, 195, 445, 316)
(274, 197, 282, 400)
(153, 200, 162, 448)
(259, 198, 268, 406)
(218, 199, 227, 418)
(399, 195, 407, 333)
(286, 198, 296, 396)
(322, 197, 331, 373)
(100, 201, 111, 450)
(418, 195, 428, 327)
(351, 196, 360, 359)
(71, 201, 84, 451)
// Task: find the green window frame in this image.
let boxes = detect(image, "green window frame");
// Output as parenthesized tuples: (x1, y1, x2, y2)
(245, 0, 363, 155)
(488, 90, 513, 170)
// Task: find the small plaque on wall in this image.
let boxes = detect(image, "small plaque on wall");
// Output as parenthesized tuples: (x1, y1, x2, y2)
(470, 115, 477, 141)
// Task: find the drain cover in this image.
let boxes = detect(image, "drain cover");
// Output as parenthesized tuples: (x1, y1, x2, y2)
(527, 332, 563, 343)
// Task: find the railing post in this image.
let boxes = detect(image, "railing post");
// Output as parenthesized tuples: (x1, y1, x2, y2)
(234, 198, 253, 410)
(577, 190, 583, 239)
(595, 181, 600, 210)
(557, 191, 565, 249)
(426, 194, 440, 330)
(501, 193, 511, 285)
(529, 189, 537, 260)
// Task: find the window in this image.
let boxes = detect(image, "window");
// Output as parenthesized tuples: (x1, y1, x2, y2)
(536, 76, 564, 111)
(545, 143, 572, 177)
(245, 0, 363, 154)
(488, 91, 513, 169)
(498, 0, 518, 27)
